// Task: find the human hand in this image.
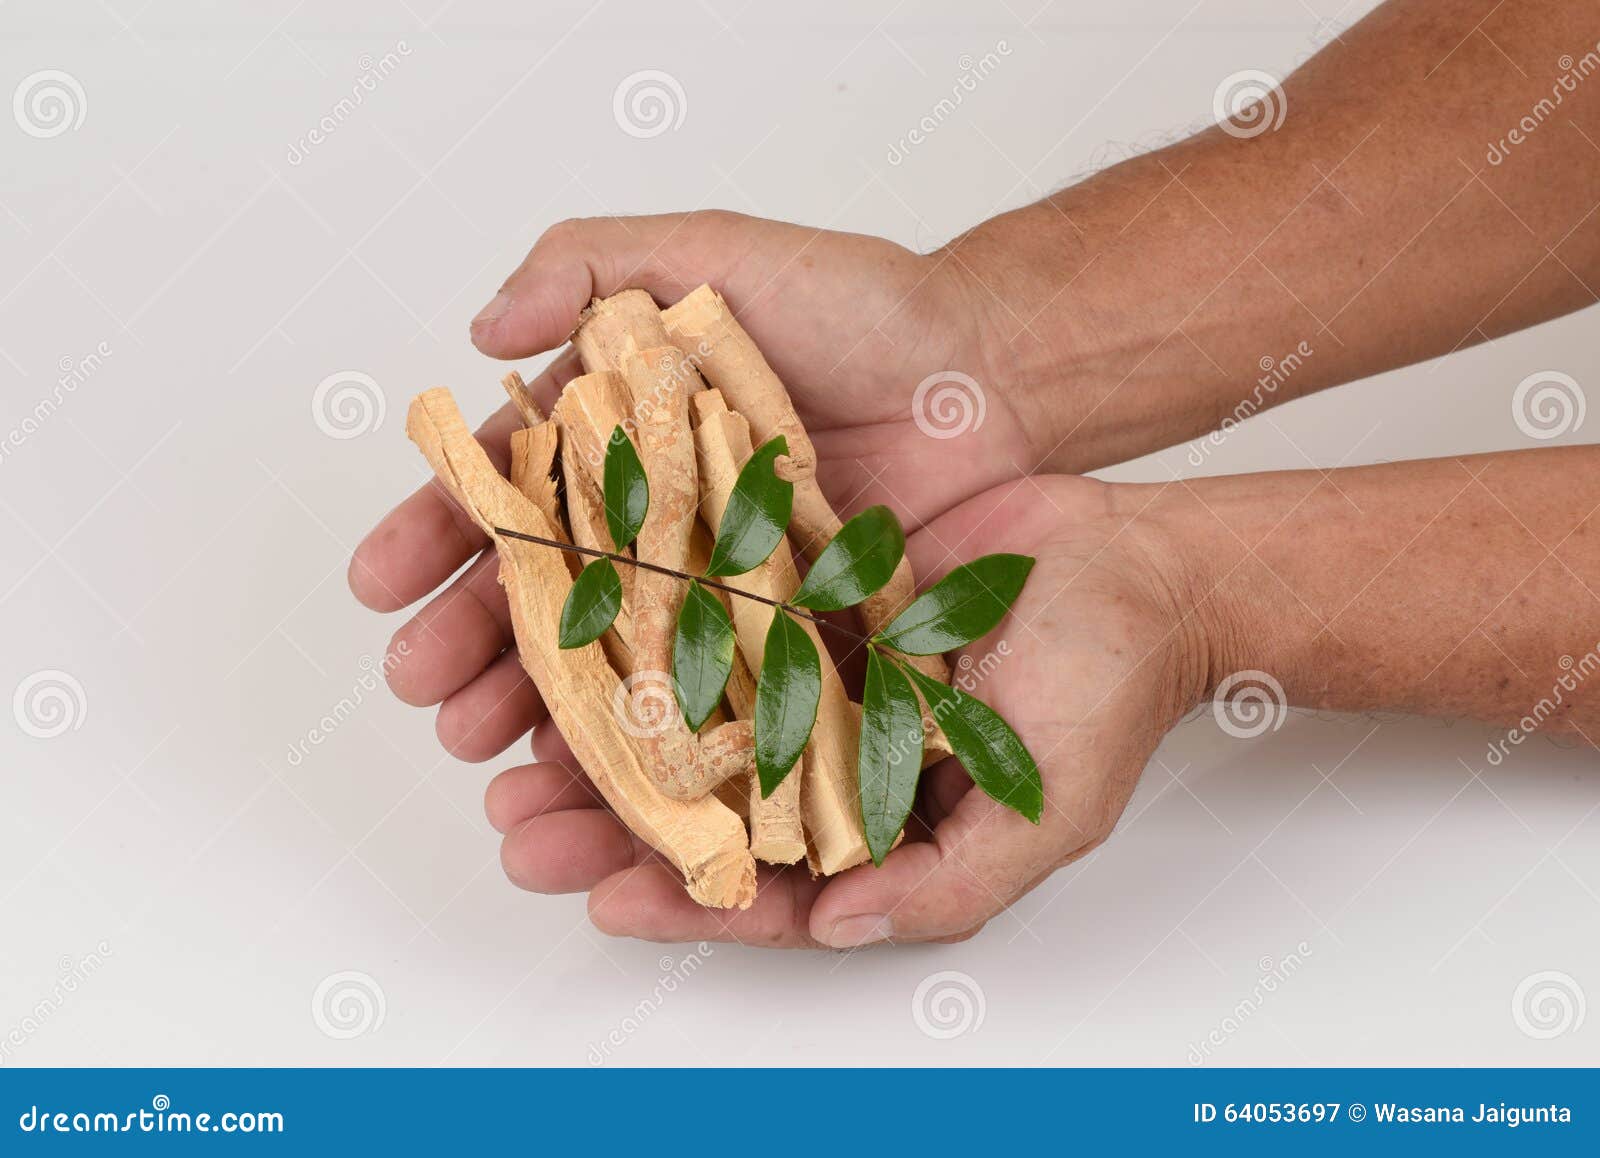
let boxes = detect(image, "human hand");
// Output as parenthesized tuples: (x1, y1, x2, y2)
(348, 211, 1043, 762)
(479, 474, 1211, 946)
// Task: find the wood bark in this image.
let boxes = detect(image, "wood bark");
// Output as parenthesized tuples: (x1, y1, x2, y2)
(690, 388, 867, 873)
(406, 387, 755, 908)
(401, 284, 974, 904)
(585, 341, 754, 801)
(661, 284, 952, 756)
(573, 289, 673, 374)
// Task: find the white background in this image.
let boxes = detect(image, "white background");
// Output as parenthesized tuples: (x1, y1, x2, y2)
(2, 0, 1596, 1066)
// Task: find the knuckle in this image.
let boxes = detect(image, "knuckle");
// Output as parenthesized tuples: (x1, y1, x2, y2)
(534, 216, 589, 252)
(943, 870, 1001, 925)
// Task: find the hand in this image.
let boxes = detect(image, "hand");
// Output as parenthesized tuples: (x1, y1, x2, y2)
(471, 210, 1043, 526)
(481, 475, 1211, 946)
(348, 211, 1041, 763)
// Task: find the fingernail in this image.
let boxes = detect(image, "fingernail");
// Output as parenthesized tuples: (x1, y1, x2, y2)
(471, 291, 511, 331)
(824, 914, 894, 948)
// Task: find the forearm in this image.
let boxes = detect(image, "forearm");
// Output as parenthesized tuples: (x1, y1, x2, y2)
(951, 0, 1600, 473)
(1141, 445, 1600, 737)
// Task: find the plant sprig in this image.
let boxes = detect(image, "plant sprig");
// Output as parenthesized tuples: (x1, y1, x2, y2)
(523, 426, 1043, 860)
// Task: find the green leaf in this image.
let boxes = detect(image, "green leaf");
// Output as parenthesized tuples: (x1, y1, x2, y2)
(705, 436, 793, 577)
(672, 581, 736, 731)
(791, 505, 906, 612)
(603, 425, 648, 550)
(754, 610, 820, 796)
(558, 560, 623, 649)
(900, 661, 1042, 823)
(877, 554, 1035, 655)
(858, 647, 926, 865)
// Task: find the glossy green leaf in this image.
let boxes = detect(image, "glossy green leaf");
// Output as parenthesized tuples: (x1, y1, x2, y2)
(558, 560, 623, 649)
(900, 661, 1042, 823)
(603, 425, 648, 550)
(791, 505, 906, 612)
(878, 554, 1035, 655)
(858, 647, 926, 865)
(754, 610, 820, 796)
(672, 581, 736, 731)
(705, 436, 793, 577)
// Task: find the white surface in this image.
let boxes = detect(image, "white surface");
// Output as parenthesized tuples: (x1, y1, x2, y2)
(2, 0, 1596, 1067)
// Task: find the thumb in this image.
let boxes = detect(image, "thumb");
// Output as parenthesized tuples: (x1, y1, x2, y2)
(809, 772, 1090, 947)
(469, 210, 749, 359)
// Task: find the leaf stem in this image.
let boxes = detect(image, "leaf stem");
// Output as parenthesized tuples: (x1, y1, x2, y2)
(491, 526, 870, 644)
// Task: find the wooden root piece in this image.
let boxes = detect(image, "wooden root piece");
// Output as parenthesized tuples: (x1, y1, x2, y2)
(406, 387, 755, 909)
(508, 422, 562, 535)
(692, 388, 865, 872)
(593, 344, 754, 801)
(574, 289, 673, 374)
(691, 391, 805, 865)
(661, 285, 953, 757)
(501, 370, 546, 427)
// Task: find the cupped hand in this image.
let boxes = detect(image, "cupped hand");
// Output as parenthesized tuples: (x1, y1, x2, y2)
(484, 475, 1210, 947)
(349, 211, 1035, 762)
(348, 212, 1199, 947)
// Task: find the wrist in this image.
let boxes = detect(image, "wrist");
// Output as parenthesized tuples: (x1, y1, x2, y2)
(1109, 476, 1318, 710)
(936, 207, 1099, 471)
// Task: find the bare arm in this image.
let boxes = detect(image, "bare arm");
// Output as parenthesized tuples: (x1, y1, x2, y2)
(1147, 445, 1600, 739)
(949, 0, 1600, 473)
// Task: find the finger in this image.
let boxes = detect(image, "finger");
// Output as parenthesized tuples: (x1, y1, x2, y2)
(484, 762, 605, 834)
(916, 758, 973, 832)
(588, 863, 826, 947)
(810, 787, 1067, 947)
(529, 723, 575, 764)
(470, 213, 746, 359)
(500, 809, 650, 894)
(436, 650, 547, 762)
(349, 403, 520, 612)
(348, 353, 580, 612)
(386, 551, 511, 706)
